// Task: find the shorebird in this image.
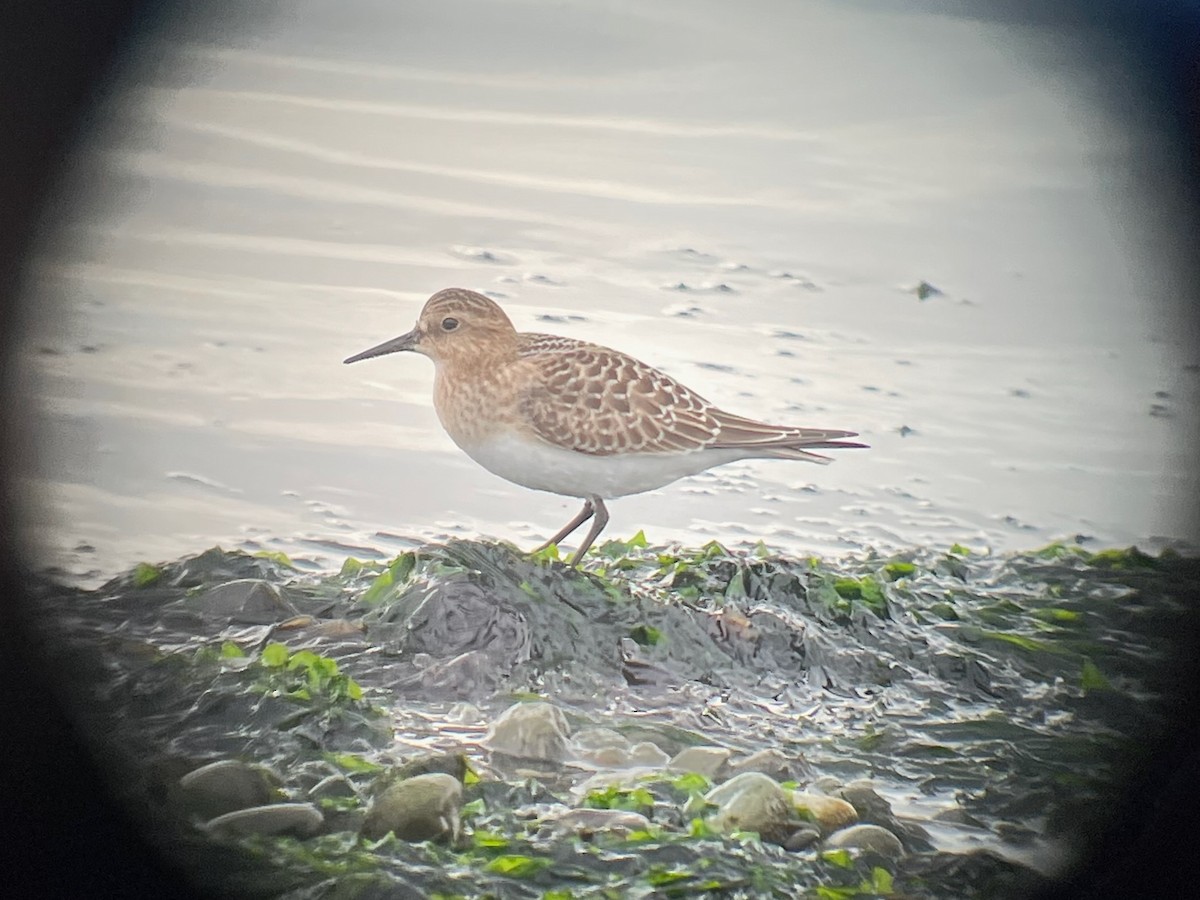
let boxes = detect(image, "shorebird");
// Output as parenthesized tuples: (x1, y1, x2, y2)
(345, 288, 866, 564)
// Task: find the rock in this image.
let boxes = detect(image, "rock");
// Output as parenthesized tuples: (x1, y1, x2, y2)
(207, 802, 323, 838)
(366, 754, 469, 807)
(570, 727, 631, 765)
(575, 736, 668, 771)
(308, 773, 356, 802)
(823, 823, 905, 859)
(837, 780, 893, 821)
(932, 807, 987, 828)
(807, 775, 842, 794)
(784, 825, 822, 851)
(392, 753, 470, 784)
(289, 760, 354, 800)
(590, 746, 631, 767)
(190, 579, 298, 624)
(720, 748, 806, 782)
(838, 780, 933, 849)
(361, 773, 463, 842)
(574, 768, 661, 800)
(447, 702, 484, 724)
(793, 791, 859, 834)
(178, 759, 278, 820)
(571, 727, 629, 751)
(705, 772, 797, 845)
(550, 808, 652, 837)
(669, 746, 732, 778)
(628, 741, 670, 767)
(485, 701, 571, 762)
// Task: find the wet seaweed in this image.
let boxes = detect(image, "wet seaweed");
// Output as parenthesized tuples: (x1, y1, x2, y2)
(25, 538, 1199, 898)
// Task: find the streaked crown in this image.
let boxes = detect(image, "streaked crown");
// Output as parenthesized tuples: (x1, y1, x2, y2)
(415, 288, 518, 363)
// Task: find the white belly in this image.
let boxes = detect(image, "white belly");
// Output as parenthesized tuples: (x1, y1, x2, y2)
(458, 432, 749, 499)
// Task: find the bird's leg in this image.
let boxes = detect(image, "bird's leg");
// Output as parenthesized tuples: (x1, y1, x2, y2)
(568, 497, 609, 565)
(532, 499, 594, 555)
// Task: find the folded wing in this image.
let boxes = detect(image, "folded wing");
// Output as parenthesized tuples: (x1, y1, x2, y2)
(517, 334, 865, 462)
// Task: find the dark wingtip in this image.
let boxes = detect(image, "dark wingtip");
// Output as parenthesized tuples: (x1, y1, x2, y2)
(804, 440, 869, 451)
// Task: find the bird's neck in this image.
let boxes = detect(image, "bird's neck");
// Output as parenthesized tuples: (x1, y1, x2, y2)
(432, 349, 523, 450)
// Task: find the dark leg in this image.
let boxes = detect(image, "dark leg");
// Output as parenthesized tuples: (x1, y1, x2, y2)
(532, 498, 594, 554)
(568, 497, 609, 565)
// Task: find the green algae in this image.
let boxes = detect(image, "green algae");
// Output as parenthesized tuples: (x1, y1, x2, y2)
(831, 575, 887, 611)
(358, 551, 416, 604)
(338, 556, 382, 577)
(1080, 658, 1111, 692)
(630, 623, 664, 646)
(323, 751, 384, 774)
(258, 643, 365, 704)
(253, 550, 296, 568)
(882, 561, 917, 581)
(483, 853, 553, 877)
(583, 785, 656, 814)
(132, 561, 163, 587)
(671, 772, 712, 794)
(815, 865, 895, 898)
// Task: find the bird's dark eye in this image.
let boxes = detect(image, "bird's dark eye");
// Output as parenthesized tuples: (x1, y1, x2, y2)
(441, 317, 459, 332)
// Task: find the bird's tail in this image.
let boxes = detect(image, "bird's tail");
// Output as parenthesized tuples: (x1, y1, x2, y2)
(710, 410, 868, 464)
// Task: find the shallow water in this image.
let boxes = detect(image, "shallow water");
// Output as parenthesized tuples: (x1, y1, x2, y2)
(16, 0, 1198, 582)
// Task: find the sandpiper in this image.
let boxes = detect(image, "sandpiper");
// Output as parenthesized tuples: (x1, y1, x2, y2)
(345, 288, 866, 563)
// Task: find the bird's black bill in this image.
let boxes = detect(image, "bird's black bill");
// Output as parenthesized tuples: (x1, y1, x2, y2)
(343, 328, 420, 364)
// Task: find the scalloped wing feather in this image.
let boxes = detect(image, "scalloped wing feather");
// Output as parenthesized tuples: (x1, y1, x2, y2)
(516, 334, 864, 460)
(517, 334, 721, 456)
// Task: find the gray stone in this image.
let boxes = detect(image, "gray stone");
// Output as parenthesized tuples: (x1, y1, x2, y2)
(447, 702, 484, 724)
(367, 754, 470, 801)
(571, 727, 632, 765)
(550, 808, 652, 836)
(360, 773, 463, 842)
(705, 772, 797, 845)
(721, 748, 806, 783)
(669, 745, 731, 778)
(807, 775, 842, 794)
(932, 806, 986, 828)
(823, 823, 904, 859)
(784, 825, 822, 852)
(570, 727, 630, 756)
(588, 745, 631, 767)
(308, 773, 356, 801)
(207, 802, 323, 838)
(792, 791, 858, 834)
(392, 753, 470, 784)
(485, 701, 571, 762)
(628, 741, 670, 767)
(179, 759, 277, 820)
(838, 780, 932, 848)
(573, 768, 662, 799)
(837, 779, 894, 820)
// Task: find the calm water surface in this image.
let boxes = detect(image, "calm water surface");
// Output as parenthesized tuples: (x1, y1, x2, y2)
(20, 0, 1199, 580)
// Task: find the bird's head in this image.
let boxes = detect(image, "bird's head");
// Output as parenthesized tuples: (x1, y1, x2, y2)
(343, 288, 518, 368)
